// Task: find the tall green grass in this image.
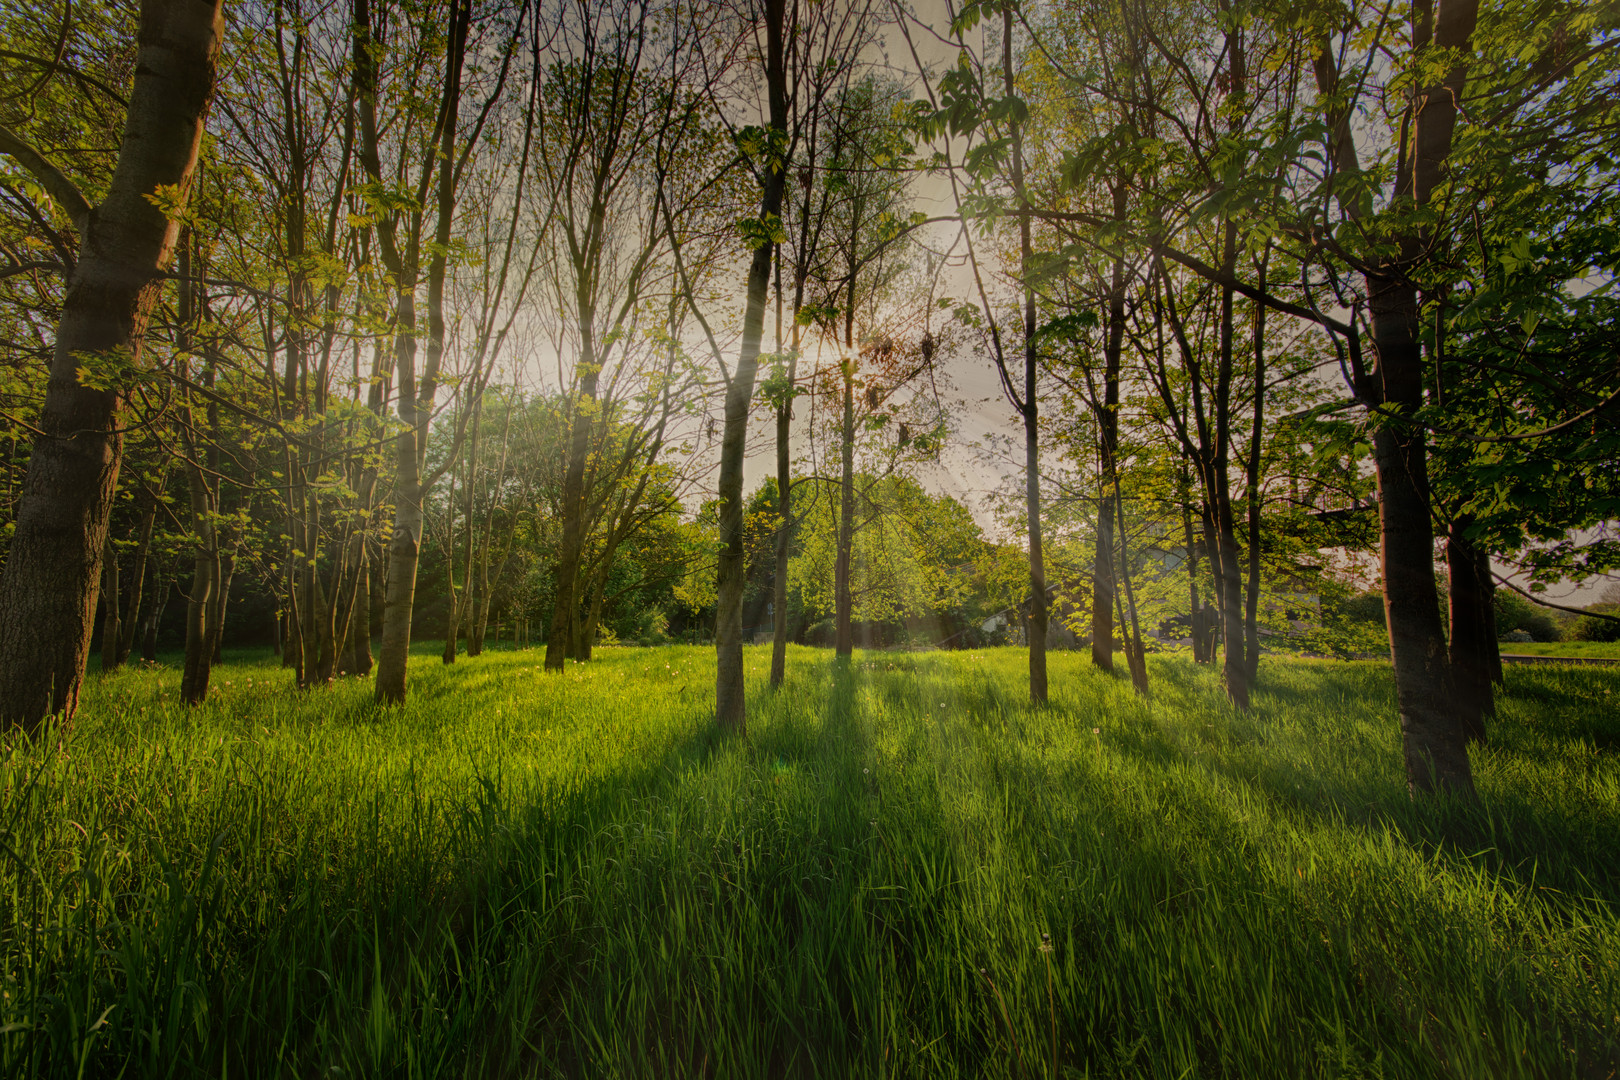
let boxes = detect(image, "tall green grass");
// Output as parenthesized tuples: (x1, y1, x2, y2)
(1, 645, 1616, 1078)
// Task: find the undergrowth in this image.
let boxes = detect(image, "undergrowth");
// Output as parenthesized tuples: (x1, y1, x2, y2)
(1, 645, 1615, 1078)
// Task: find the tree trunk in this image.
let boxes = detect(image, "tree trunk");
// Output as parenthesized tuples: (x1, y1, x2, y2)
(1309, 0, 1478, 797)
(99, 534, 121, 673)
(1003, 7, 1049, 703)
(834, 361, 855, 658)
(376, 377, 424, 702)
(1447, 519, 1493, 741)
(443, 454, 461, 665)
(180, 439, 218, 705)
(117, 487, 159, 665)
(142, 573, 168, 663)
(1212, 222, 1250, 709)
(714, 0, 787, 737)
(180, 550, 216, 705)
(1242, 277, 1267, 687)
(209, 546, 234, 665)
(546, 351, 598, 671)
(354, 559, 376, 676)
(0, 0, 225, 730)
(369, 0, 468, 704)
(769, 372, 796, 686)
(1115, 479, 1150, 695)
(1361, 0, 1481, 797)
(1180, 473, 1205, 663)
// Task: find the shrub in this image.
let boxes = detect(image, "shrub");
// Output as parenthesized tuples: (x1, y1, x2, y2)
(1573, 603, 1620, 642)
(1494, 591, 1563, 642)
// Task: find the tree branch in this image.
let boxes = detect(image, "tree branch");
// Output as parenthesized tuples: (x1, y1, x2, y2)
(0, 122, 91, 237)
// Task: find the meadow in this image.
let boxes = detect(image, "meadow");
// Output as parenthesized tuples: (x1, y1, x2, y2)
(1, 645, 1616, 1079)
(1499, 641, 1620, 659)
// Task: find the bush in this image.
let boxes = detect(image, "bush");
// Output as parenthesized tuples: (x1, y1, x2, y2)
(1573, 603, 1620, 642)
(1494, 591, 1563, 642)
(1338, 591, 1386, 624)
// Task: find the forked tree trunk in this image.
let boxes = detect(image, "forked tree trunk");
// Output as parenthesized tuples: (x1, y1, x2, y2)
(0, 0, 225, 730)
(368, 0, 469, 704)
(713, 0, 788, 737)
(1366, 0, 1480, 797)
(1312, 0, 1479, 797)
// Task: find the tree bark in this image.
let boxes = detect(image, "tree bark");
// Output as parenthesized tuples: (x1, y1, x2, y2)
(1180, 471, 1206, 663)
(1212, 222, 1250, 709)
(99, 534, 121, 674)
(1367, 0, 1480, 797)
(714, 0, 788, 737)
(209, 545, 234, 665)
(141, 573, 168, 663)
(1447, 518, 1493, 741)
(0, 0, 225, 730)
(117, 485, 159, 665)
(1115, 479, 1150, 695)
(1242, 276, 1267, 686)
(1007, 7, 1048, 703)
(371, 0, 469, 703)
(769, 246, 800, 688)
(1309, 0, 1479, 796)
(834, 359, 855, 658)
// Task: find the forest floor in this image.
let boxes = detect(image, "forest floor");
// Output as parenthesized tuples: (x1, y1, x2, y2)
(2, 645, 1617, 1079)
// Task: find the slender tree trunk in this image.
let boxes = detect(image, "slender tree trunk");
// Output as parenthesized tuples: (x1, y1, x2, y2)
(209, 545, 234, 665)
(179, 521, 217, 707)
(1005, 7, 1048, 701)
(834, 360, 855, 658)
(546, 353, 598, 671)
(1212, 221, 1250, 709)
(0, 0, 225, 729)
(354, 557, 376, 675)
(376, 326, 424, 702)
(1180, 472, 1205, 663)
(443, 453, 461, 665)
(1242, 275, 1267, 686)
(142, 573, 167, 663)
(117, 488, 158, 664)
(769, 347, 797, 686)
(369, 0, 468, 704)
(1447, 518, 1493, 741)
(714, 0, 787, 737)
(1115, 480, 1150, 695)
(99, 535, 121, 673)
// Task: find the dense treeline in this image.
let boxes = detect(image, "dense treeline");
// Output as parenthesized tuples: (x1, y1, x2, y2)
(0, 0, 1616, 799)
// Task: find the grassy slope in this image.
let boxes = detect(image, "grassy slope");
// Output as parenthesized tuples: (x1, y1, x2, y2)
(2, 645, 1616, 1079)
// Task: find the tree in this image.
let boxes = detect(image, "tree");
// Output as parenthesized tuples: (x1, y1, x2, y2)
(0, 0, 226, 729)
(711, 0, 789, 736)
